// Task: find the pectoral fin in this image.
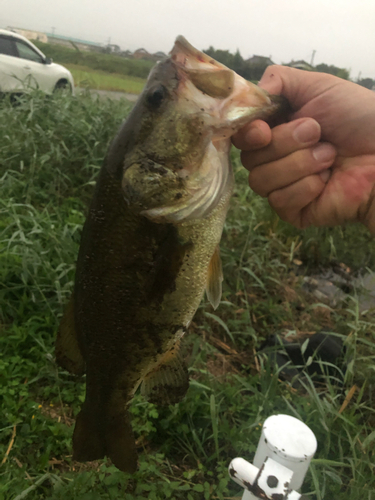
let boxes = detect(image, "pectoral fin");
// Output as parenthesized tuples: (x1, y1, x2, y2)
(55, 294, 85, 375)
(206, 245, 223, 310)
(141, 342, 189, 405)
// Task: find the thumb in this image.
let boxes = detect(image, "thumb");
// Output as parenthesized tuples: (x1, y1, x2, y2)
(258, 65, 340, 111)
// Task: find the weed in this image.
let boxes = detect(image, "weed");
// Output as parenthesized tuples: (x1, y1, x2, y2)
(65, 64, 146, 94)
(1, 92, 375, 499)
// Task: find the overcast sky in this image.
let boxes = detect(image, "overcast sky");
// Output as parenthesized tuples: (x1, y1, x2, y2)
(2, 0, 375, 80)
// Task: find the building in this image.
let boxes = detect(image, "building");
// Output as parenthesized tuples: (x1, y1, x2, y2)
(153, 51, 167, 61)
(133, 48, 150, 59)
(6, 27, 48, 43)
(285, 60, 313, 71)
(120, 50, 133, 58)
(246, 55, 274, 66)
(46, 33, 103, 52)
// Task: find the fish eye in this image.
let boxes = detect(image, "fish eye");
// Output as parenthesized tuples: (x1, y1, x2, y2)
(146, 85, 167, 109)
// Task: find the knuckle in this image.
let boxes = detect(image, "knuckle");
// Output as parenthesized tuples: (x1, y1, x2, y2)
(241, 150, 264, 172)
(268, 190, 288, 210)
(304, 176, 322, 198)
(248, 170, 268, 197)
(240, 150, 253, 168)
(268, 200, 302, 228)
(288, 149, 319, 177)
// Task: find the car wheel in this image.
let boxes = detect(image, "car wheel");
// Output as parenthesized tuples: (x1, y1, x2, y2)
(54, 80, 72, 94)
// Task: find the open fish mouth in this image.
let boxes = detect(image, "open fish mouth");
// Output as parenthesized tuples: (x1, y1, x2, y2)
(171, 36, 236, 99)
(170, 35, 274, 131)
(121, 36, 290, 224)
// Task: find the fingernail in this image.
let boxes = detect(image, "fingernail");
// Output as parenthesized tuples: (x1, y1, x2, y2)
(319, 168, 332, 183)
(293, 120, 320, 144)
(313, 143, 336, 162)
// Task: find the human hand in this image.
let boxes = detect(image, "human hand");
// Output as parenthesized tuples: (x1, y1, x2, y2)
(233, 66, 375, 234)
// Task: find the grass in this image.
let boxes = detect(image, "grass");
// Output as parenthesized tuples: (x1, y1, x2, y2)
(65, 64, 146, 94)
(1, 91, 375, 499)
(32, 41, 154, 79)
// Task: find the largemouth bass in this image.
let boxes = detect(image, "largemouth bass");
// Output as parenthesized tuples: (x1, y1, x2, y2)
(56, 36, 287, 473)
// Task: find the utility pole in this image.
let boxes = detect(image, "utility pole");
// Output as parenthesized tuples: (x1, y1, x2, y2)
(51, 26, 55, 37)
(310, 49, 316, 67)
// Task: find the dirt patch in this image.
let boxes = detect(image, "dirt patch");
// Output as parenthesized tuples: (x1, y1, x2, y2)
(38, 401, 75, 427)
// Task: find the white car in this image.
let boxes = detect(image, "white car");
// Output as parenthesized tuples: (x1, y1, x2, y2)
(0, 29, 75, 95)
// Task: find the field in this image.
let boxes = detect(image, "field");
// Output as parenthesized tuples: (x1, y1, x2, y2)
(32, 41, 149, 93)
(65, 64, 146, 94)
(32, 41, 154, 79)
(1, 91, 375, 500)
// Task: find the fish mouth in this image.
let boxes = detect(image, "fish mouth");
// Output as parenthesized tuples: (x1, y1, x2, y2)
(170, 36, 274, 131)
(170, 36, 235, 100)
(139, 37, 288, 225)
(171, 36, 231, 75)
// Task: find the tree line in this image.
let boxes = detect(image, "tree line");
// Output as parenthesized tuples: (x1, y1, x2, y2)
(204, 46, 270, 81)
(203, 46, 374, 89)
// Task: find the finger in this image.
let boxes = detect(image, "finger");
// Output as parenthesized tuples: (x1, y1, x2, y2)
(268, 174, 328, 228)
(258, 65, 341, 110)
(232, 120, 272, 151)
(248, 142, 336, 197)
(241, 117, 322, 170)
(303, 159, 375, 228)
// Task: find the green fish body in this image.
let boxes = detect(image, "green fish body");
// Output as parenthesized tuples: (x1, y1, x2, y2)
(56, 36, 286, 472)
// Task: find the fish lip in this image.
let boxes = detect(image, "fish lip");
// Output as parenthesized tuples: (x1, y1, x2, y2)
(169, 36, 234, 99)
(170, 36, 226, 69)
(169, 36, 274, 127)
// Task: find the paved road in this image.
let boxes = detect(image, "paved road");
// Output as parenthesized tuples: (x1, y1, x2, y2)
(76, 88, 139, 102)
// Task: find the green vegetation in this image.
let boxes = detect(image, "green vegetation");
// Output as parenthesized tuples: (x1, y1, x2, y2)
(33, 41, 153, 79)
(33, 40, 375, 94)
(65, 64, 145, 94)
(32, 40, 374, 95)
(1, 92, 375, 499)
(356, 77, 375, 90)
(314, 63, 350, 81)
(31, 41, 148, 93)
(204, 46, 369, 84)
(204, 46, 267, 82)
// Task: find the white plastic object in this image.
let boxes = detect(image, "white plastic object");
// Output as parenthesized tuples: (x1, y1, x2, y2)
(253, 414, 317, 489)
(228, 414, 317, 500)
(229, 456, 303, 499)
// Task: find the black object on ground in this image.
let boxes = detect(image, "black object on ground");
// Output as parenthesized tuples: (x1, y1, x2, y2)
(258, 332, 345, 386)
